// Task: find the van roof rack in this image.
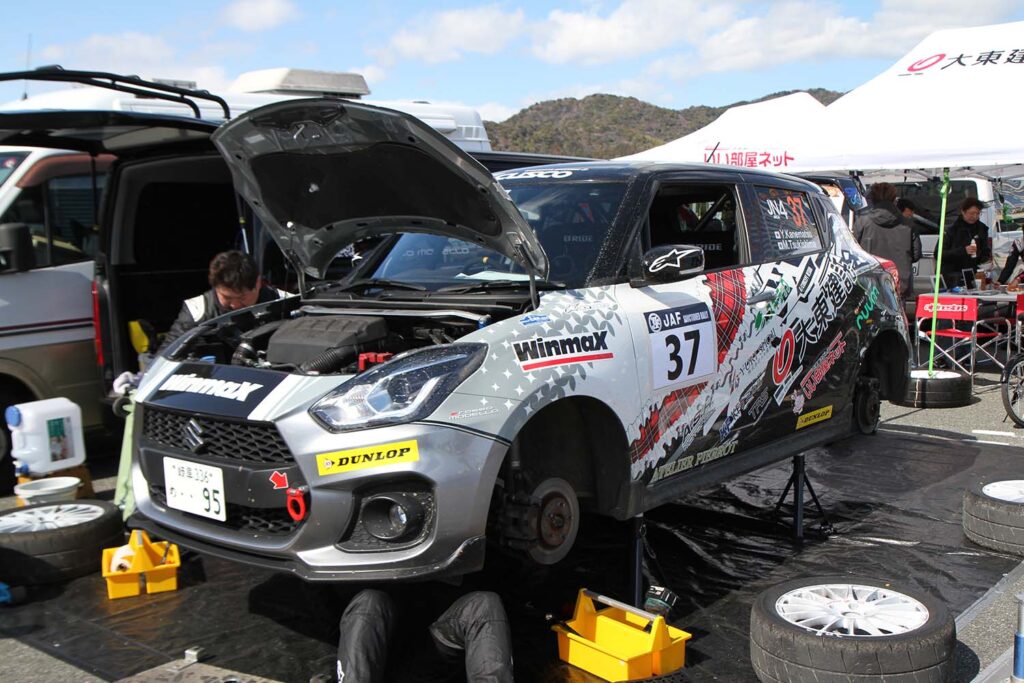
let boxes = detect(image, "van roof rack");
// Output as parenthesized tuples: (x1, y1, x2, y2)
(0, 66, 230, 119)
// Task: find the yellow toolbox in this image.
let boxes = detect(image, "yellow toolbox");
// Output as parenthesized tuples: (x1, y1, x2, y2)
(552, 589, 691, 682)
(101, 530, 180, 599)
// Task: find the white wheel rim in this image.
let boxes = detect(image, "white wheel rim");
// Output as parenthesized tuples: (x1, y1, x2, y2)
(0, 503, 104, 532)
(982, 481, 1024, 504)
(775, 583, 929, 636)
(910, 369, 962, 380)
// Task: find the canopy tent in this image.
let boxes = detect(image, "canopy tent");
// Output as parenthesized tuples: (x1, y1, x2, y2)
(617, 92, 824, 173)
(788, 20, 1024, 177)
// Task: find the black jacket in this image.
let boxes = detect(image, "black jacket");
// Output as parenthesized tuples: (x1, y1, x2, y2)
(854, 204, 915, 297)
(999, 237, 1024, 284)
(941, 217, 990, 284)
(159, 286, 288, 352)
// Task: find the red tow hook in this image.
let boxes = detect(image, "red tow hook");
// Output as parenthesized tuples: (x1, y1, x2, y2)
(286, 486, 309, 522)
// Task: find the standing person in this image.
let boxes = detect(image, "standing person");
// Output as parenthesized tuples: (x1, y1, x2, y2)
(896, 198, 924, 267)
(159, 250, 290, 351)
(854, 183, 915, 298)
(940, 197, 991, 288)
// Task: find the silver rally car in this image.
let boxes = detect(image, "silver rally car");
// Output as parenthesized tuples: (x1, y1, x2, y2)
(130, 99, 911, 581)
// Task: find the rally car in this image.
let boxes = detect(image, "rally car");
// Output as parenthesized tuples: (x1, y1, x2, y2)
(128, 99, 911, 580)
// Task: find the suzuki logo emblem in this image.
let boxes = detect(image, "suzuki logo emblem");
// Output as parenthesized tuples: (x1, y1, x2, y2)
(182, 418, 206, 453)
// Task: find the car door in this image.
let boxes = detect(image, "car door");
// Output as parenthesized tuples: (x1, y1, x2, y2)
(617, 174, 776, 487)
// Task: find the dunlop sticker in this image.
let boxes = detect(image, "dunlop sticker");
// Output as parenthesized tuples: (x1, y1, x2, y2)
(796, 405, 833, 430)
(316, 439, 419, 476)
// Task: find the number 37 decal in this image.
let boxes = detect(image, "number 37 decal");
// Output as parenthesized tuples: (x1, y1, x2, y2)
(645, 303, 717, 389)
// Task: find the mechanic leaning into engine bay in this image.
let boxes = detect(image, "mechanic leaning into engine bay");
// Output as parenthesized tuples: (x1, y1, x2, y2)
(159, 250, 291, 352)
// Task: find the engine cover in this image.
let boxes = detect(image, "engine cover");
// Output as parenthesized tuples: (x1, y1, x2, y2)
(266, 315, 387, 366)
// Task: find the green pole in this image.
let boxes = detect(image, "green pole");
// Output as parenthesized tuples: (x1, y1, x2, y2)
(927, 167, 951, 376)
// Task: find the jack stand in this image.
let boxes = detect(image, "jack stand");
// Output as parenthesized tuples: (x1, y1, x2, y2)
(629, 514, 645, 608)
(772, 453, 834, 541)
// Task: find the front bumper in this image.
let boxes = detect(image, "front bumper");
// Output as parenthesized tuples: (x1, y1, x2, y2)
(131, 404, 507, 581)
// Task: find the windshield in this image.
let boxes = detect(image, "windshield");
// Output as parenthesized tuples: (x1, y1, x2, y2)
(354, 182, 626, 290)
(0, 152, 27, 188)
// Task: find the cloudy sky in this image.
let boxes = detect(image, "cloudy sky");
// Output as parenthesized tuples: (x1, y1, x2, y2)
(3, 0, 1023, 121)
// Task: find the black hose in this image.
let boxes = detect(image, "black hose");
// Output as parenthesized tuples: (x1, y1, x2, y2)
(299, 346, 352, 374)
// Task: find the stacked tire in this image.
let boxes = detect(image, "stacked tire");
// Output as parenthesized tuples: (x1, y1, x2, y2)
(0, 499, 124, 585)
(750, 576, 955, 682)
(963, 481, 1024, 555)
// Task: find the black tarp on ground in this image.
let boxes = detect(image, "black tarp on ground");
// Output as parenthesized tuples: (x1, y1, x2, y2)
(0, 430, 1019, 682)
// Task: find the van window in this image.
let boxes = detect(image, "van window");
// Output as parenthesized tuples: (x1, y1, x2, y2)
(0, 152, 28, 188)
(748, 186, 822, 262)
(0, 173, 105, 268)
(889, 179, 978, 236)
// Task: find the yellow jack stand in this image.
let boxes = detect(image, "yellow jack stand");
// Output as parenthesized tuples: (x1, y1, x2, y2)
(553, 589, 691, 682)
(102, 530, 181, 599)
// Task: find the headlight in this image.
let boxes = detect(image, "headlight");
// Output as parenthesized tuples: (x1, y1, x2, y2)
(309, 343, 487, 432)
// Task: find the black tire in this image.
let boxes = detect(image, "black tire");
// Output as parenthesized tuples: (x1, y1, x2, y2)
(0, 500, 124, 585)
(963, 480, 1024, 555)
(750, 575, 955, 683)
(1001, 355, 1024, 428)
(896, 369, 972, 408)
(853, 376, 880, 435)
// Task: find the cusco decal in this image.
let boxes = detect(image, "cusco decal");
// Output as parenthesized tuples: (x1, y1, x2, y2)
(796, 405, 833, 429)
(316, 440, 420, 476)
(645, 303, 716, 390)
(512, 331, 613, 371)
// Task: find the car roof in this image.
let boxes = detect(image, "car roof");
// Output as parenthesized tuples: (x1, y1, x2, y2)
(497, 159, 826, 191)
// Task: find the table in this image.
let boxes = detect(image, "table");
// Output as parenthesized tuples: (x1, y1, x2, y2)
(952, 290, 1020, 304)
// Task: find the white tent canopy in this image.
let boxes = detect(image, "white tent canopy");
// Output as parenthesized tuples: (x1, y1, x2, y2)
(617, 92, 824, 173)
(788, 20, 1024, 176)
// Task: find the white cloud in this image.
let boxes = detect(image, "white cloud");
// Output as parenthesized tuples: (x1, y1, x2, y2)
(476, 102, 518, 122)
(388, 5, 526, 64)
(646, 0, 1023, 81)
(38, 32, 229, 93)
(221, 0, 297, 32)
(353, 63, 388, 88)
(531, 0, 736, 66)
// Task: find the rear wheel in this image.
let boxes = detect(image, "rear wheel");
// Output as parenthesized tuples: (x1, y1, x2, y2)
(853, 375, 880, 435)
(1001, 354, 1024, 427)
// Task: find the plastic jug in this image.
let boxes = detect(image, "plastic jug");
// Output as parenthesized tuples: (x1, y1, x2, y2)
(5, 398, 86, 475)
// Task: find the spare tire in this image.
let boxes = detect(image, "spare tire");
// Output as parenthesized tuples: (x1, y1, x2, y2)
(963, 480, 1024, 556)
(750, 575, 955, 683)
(896, 369, 972, 408)
(0, 500, 124, 585)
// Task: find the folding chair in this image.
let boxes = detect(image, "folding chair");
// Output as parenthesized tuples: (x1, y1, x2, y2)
(914, 295, 1011, 389)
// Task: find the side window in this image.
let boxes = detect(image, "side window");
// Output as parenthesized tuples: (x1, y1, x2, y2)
(647, 183, 741, 271)
(748, 186, 822, 263)
(0, 174, 105, 268)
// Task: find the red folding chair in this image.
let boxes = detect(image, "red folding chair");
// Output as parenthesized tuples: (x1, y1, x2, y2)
(914, 295, 1011, 389)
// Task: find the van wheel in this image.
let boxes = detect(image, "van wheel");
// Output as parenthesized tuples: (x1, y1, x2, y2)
(750, 575, 955, 682)
(0, 500, 124, 585)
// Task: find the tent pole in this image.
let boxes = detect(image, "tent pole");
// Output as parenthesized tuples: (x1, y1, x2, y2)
(927, 167, 951, 375)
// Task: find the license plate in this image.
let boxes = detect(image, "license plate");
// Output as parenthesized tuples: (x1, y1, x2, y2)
(163, 457, 226, 522)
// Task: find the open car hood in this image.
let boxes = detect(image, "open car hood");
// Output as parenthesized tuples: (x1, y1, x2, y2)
(211, 99, 548, 279)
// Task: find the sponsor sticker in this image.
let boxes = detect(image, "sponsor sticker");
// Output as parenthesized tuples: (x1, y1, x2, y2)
(644, 303, 717, 389)
(449, 407, 500, 420)
(512, 331, 613, 371)
(651, 441, 738, 483)
(316, 439, 420, 476)
(796, 405, 833, 429)
(159, 372, 264, 402)
(519, 314, 551, 326)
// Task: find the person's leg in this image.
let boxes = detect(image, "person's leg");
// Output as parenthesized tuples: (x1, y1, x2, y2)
(428, 591, 514, 683)
(337, 589, 398, 683)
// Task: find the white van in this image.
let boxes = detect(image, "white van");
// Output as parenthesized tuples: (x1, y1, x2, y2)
(867, 174, 1015, 292)
(0, 67, 492, 491)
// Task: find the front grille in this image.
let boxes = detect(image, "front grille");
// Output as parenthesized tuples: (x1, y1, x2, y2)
(142, 407, 294, 465)
(149, 485, 301, 536)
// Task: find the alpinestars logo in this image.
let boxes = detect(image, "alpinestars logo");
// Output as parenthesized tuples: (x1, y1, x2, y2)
(159, 373, 264, 402)
(512, 331, 613, 371)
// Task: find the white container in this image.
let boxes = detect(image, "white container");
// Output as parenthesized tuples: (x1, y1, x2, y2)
(14, 476, 81, 504)
(6, 397, 86, 475)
